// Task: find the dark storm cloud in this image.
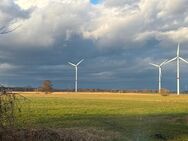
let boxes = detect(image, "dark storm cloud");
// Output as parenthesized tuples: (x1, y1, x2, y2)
(0, 0, 188, 91)
(0, 0, 32, 24)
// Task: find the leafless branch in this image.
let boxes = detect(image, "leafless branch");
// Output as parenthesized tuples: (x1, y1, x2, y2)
(0, 23, 21, 34)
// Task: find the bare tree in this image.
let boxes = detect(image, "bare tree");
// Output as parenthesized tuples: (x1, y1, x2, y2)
(41, 80, 53, 94)
(0, 22, 21, 34)
(0, 22, 23, 128)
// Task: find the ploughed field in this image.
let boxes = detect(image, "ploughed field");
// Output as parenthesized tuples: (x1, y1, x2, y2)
(17, 92, 188, 141)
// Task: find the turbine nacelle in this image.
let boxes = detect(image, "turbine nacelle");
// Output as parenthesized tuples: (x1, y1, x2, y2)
(68, 62, 77, 67)
(68, 59, 84, 67)
(150, 59, 168, 68)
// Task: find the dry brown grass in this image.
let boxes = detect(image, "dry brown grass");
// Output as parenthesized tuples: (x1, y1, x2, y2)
(0, 128, 119, 141)
(16, 92, 188, 103)
(55, 128, 120, 141)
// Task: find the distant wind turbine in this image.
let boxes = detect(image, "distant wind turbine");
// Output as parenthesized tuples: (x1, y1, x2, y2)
(165, 43, 188, 95)
(150, 60, 168, 93)
(68, 59, 84, 92)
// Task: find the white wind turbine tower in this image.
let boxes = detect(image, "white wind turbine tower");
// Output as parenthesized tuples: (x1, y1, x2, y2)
(150, 60, 167, 93)
(68, 59, 84, 92)
(165, 43, 188, 95)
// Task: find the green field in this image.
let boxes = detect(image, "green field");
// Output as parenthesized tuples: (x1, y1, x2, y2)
(17, 92, 188, 141)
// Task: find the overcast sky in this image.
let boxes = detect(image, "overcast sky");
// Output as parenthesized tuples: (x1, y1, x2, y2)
(0, 0, 188, 90)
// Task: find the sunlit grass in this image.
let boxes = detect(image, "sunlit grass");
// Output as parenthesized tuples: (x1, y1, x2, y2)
(17, 92, 188, 141)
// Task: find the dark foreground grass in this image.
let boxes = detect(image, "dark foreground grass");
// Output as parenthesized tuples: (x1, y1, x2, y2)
(17, 93, 188, 141)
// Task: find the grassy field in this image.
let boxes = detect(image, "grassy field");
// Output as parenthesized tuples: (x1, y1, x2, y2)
(17, 92, 188, 141)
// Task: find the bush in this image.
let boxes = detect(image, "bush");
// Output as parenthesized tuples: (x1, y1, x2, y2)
(160, 88, 170, 96)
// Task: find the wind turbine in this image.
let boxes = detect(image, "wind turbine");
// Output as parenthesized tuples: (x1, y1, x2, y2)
(150, 60, 168, 93)
(68, 59, 84, 92)
(165, 43, 188, 95)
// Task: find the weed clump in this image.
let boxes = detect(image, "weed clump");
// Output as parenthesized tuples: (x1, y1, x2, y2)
(0, 88, 30, 128)
(160, 88, 170, 96)
(0, 93, 17, 128)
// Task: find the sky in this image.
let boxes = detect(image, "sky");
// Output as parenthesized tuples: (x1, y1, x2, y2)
(0, 0, 188, 91)
(90, 0, 101, 4)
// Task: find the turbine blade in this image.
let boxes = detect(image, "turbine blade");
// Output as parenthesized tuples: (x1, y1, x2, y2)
(160, 59, 168, 66)
(149, 63, 159, 67)
(68, 62, 76, 67)
(177, 43, 180, 57)
(165, 57, 177, 64)
(180, 57, 188, 64)
(76, 59, 84, 66)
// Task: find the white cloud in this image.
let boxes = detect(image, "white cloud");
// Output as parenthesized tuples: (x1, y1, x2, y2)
(83, 0, 188, 48)
(157, 0, 188, 17)
(1, 0, 93, 47)
(164, 27, 188, 43)
(0, 0, 188, 48)
(103, 0, 139, 8)
(135, 27, 188, 44)
(0, 0, 31, 24)
(0, 63, 16, 72)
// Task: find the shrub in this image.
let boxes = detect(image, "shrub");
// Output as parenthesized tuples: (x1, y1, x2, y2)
(160, 88, 170, 96)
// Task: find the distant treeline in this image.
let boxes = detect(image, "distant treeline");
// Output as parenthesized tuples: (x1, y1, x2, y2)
(2, 86, 188, 94)
(1, 86, 158, 93)
(61, 89, 158, 93)
(0, 86, 35, 92)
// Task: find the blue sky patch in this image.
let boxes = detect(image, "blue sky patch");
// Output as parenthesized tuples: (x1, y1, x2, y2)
(90, 0, 101, 4)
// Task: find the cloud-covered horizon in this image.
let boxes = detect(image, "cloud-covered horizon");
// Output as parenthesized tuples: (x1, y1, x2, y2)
(0, 0, 188, 90)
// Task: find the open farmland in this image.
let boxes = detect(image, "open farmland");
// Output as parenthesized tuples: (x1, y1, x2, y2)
(17, 92, 188, 141)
